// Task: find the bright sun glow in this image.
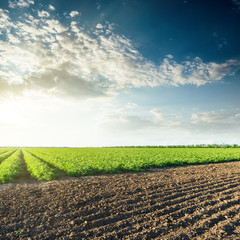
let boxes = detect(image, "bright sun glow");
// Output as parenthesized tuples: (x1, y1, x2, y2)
(0, 101, 23, 125)
(0, 0, 239, 147)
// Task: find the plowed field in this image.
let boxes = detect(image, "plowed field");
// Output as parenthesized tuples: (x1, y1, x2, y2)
(1, 161, 240, 239)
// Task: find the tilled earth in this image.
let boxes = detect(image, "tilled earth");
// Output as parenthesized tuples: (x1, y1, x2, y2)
(1, 161, 240, 239)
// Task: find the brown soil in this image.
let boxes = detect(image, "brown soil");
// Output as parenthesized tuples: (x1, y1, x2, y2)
(1, 161, 240, 239)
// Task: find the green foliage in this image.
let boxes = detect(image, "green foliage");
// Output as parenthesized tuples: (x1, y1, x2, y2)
(15, 228, 24, 235)
(27, 147, 240, 177)
(112, 144, 240, 148)
(1, 147, 240, 183)
(22, 150, 59, 181)
(0, 150, 24, 183)
(0, 149, 17, 163)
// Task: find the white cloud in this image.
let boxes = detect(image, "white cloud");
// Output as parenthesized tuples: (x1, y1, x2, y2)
(150, 109, 182, 123)
(160, 56, 240, 86)
(25, 65, 106, 98)
(9, 0, 34, 8)
(44, 19, 68, 34)
(0, 3, 240, 101)
(96, 23, 103, 29)
(126, 102, 139, 109)
(191, 111, 235, 123)
(101, 109, 240, 137)
(102, 114, 153, 132)
(0, 9, 12, 29)
(38, 10, 50, 18)
(175, 110, 240, 134)
(49, 5, 55, 11)
(69, 11, 79, 18)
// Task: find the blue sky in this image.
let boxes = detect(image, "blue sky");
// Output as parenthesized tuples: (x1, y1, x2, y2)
(0, 0, 240, 146)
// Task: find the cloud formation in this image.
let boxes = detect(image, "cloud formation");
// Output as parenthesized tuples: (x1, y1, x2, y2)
(191, 111, 235, 123)
(0, 2, 240, 100)
(102, 108, 240, 135)
(69, 11, 79, 17)
(49, 5, 55, 11)
(38, 10, 50, 18)
(9, 0, 34, 8)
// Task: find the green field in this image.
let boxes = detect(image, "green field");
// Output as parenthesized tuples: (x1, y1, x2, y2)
(0, 147, 240, 183)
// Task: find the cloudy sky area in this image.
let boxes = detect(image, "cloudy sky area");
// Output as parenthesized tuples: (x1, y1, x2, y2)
(0, 0, 240, 146)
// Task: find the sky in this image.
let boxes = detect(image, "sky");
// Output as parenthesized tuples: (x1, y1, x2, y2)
(0, 0, 240, 147)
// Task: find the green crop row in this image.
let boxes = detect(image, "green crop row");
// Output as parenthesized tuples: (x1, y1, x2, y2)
(27, 147, 240, 177)
(0, 149, 17, 163)
(0, 150, 10, 155)
(0, 148, 16, 154)
(22, 150, 59, 181)
(0, 150, 24, 183)
(1, 147, 240, 183)
(25, 149, 76, 175)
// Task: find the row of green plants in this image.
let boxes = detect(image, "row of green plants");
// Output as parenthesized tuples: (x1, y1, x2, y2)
(0, 149, 16, 163)
(27, 147, 240, 177)
(0, 150, 24, 183)
(1, 147, 240, 183)
(112, 144, 240, 148)
(22, 150, 59, 181)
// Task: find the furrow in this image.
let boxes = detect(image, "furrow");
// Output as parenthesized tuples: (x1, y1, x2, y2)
(72, 181, 240, 237)
(190, 199, 240, 238)
(99, 188, 240, 239)
(156, 193, 240, 239)
(71, 178, 240, 226)
(199, 209, 240, 239)
(162, 175, 240, 194)
(91, 175, 240, 210)
(153, 195, 240, 239)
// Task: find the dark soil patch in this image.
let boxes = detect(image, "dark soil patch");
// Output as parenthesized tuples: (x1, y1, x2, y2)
(1, 161, 240, 239)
